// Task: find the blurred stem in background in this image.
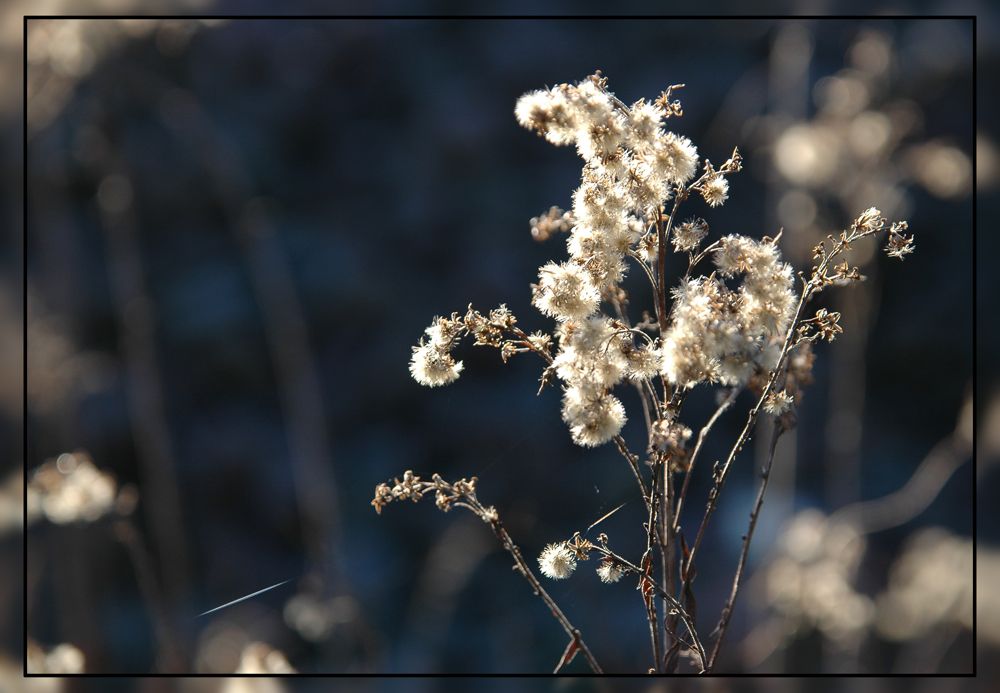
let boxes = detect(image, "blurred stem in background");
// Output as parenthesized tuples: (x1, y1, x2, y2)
(766, 22, 812, 517)
(829, 392, 972, 533)
(154, 86, 379, 670)
(756, 23, 813, 672)
(97, 157, 191, 671)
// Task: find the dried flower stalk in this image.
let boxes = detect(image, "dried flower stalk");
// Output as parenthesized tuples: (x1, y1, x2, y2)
(376, 72, 912, 673)
(372, 471, 602, 673)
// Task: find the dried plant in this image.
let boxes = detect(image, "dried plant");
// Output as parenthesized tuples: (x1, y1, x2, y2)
(373, 72, 913, 674)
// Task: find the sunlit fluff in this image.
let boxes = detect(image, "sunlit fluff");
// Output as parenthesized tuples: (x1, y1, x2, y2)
(539, 542, 577, 579)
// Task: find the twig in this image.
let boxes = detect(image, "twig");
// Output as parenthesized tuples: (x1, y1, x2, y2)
(654, 199, 683, 399)
(590, 545, 706, 672)
(673, 387, 741, 531)
(490, 520, 603, 673)
(639, 457, 663, 672)
(661, 451, 678, 671)
(614, 435, 650, 510)
(372, 473, 602, 673)
(706, 420, 784, 671)
(648, 191, 700, 670)
(681, 228, 863, 588)
(98, 158, 191, 665)
(678, 222, 893, 672)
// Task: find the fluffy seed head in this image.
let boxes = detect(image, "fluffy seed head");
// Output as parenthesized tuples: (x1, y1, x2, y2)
(409, 343, 463, 387)
(514, 88, 577, 146)
(628, 98, 665, 141)
(539, 542, 577, 580)
(641, 132, 699, 187)
(561, 387, 627, 447)
(701, 174, 729, 207)
(672, 218, 709, 253)
(597, 557, 625, 584)
(624, 343, 662, 381)
(532, 261, 601, 322)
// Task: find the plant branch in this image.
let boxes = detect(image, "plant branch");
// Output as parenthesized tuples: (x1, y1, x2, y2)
(590, 544, 706, 672)
(643, 458, 663, 672)
(372, 473, 602, 673)
(705, 420, 784, 672)
(677, 223, 894, 672)
(489, 521, 602, 674)
(673, 386, 741, 531)
(614, 435, 651, 510)
(681, 229, 865, 586)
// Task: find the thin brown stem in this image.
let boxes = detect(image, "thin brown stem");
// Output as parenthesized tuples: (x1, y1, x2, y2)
(661, 452, 678, 671)
(706, 420, 784, 672)
(627, 248, 661, 296)
(651, 194, 688, 670)
(680, 230, 868, 617)
(614, 435, 651, 510)
(635, 381, 655, 441)
(591, 545, 706, 672)
(489, 520, 603, 673)
(374, 474, 602, 673)
(673, 387, 741, 531)
(643, 458, 663, 672)
(686, 239, 722, 278)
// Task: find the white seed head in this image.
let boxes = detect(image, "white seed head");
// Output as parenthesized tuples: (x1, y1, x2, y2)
(641, 132, 699, 187)
(532, 261, 601, 322)
(539, 542, 577, 580)
(625, 343, 662, 381)
(514, 88, 578, 146)
(561, 387, 627, 447)
(701, 174, 730, 207)
(596, 557, 625, 584)
(409, 342, 463, 387)
(672, 218, 709, 253)
(628, 98, 665, 141)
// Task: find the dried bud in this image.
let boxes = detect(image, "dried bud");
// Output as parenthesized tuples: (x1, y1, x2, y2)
(764, 389, 795, 416)
(852, 207, 886, 235)
(814, 308, 843, 342)
(371, 483, 393, 514)
(885, 221, 915, 260)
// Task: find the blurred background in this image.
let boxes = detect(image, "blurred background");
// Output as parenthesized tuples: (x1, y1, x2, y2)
(2, 5, 993, 687)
